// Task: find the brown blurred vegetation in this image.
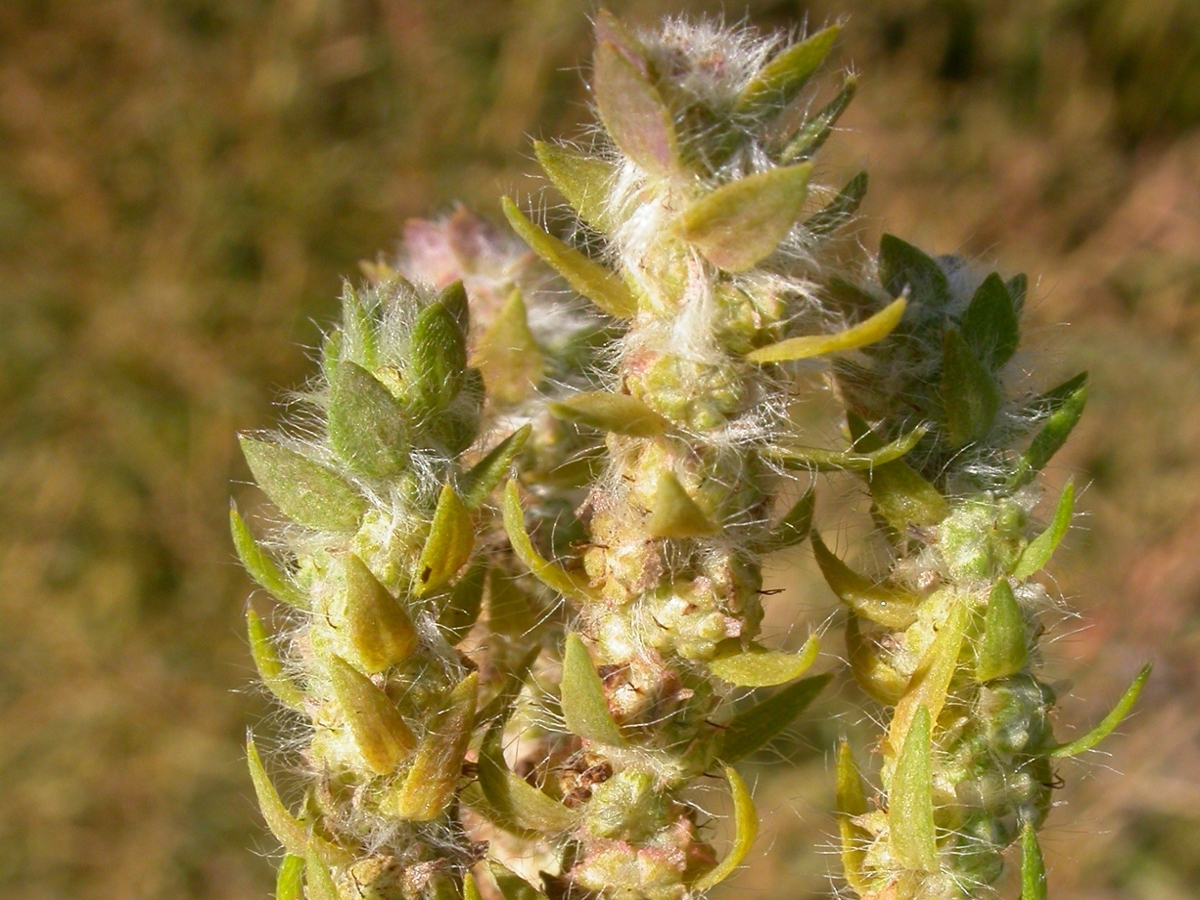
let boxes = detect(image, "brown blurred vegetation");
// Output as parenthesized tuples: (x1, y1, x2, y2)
(1, 2, 1198, 899)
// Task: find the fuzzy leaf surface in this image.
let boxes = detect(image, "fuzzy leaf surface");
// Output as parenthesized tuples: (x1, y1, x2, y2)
(890, 705, 938, 873)
(502, 481, 595, 601)
(1012, 480, 1074, 580)
(975, 579, 1028, 681)
(549, 391, 669, 437)
(748, 297, 906, 363)
(879, 234, 951, 308)
(961, 272, 1020, 370)
(942, 327, 1002, 447)
(328, 361, 411, 477)
(247, 607, 304, 709)
(648, 470, 718, 538)
(804, 170, 868, 237)
(415, 483, 474, 596)
(328, 654, 415, 775)
(592, 30, 678, 176)
(534, 142, 616, 231)
(736, 25, 840, 114)
(561, 633, 624, 745)
(230, 505, 307, 608)
(240, 438, 365, 531)
(707, 634, 820, 687)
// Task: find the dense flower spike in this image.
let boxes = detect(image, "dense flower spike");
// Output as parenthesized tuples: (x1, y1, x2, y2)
(824, 236, 1149, 900)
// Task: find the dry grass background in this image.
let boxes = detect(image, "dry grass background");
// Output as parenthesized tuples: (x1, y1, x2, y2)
(1, 2, 1198, 899)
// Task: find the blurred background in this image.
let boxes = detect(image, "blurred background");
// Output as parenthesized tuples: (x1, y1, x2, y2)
(1, 1, 1198, 898)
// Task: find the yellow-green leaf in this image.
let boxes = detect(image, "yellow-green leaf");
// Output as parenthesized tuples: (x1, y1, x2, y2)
(782, 73, 858, 162)
(464, 873, 483, 900)
(888, 603, 968, 754)
(415, 483, 474, 596)
(459, 425, 532, 510)
(387, 672, 478, 820)
(774, 424, 927, 473)
(327, 360, 411, 478)
(1020, 823, 1046, 900)
(231, 505, 307, 609)
(336, 554, 418, 674)
(474, 291, 543, 406)
(845, 614, 908, 704)
(812, 532, 919, 628)
(534, 141, 616, 231)
(561, 633, 624, 745)
(975, 579, 1028, 682)
(707, 634, 820, 687)
(1049, 663, 1151, 758)
(736, 25, 840, 114)
(867, 457, 950, 532)
(804, 170, 868, 237)
(502, 199, 636, 319)
(692, 767, 758, 891)
(1012, 480, 1074, 580)
(681, 165, 812, 272)
(304, 849, 338, 900)
(240, 437, 366, 531)
(747, 297, 906, 363)
(549, 391, 670, 437)
(890, 705, 938, 873)
(501, 481, 594, 601)
(247, 607, 304, 710)
(438, 558, 486, 644)
(648, 470, 718, 538)
(479, 721, 580, 834)
(327, 654, 415, 776)
(718, 673, 830, 762)
(275, 854, 303, 900)
(836, 740, 870, 895)
(489, 861, 550, 900)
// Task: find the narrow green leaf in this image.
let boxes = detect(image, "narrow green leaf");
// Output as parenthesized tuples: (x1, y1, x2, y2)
(1012, 480, 1074, 580)
(247, 607, 304, 709)
(275, 854, 304, 900)
(846, 614, 908, 704)
(460, 425, 532, 511)
(1049, 663, 1151, 758)
(748, 297, 906, 363)
(327, 654, 415, 776)
(812, 532, 920, 628)
(230, 505, 307, 609)
(340, 283, 378, 370)
(438, 558, 486, 644)
(975, 579, 1028, 682)
(319, 329, 342, 385)
(479, 721, 580, 834)
(549, 391, 669, 437)
(246, 738, 351, 866)
(961, 273, 1020, 370)
(648, 470, 718, 538)
(1009, 379, 1087, 490)
(890, 705, 938, 873)
(1020, 823, 1047, 900)
(240, 437, 365, 531)
(502, 199, 636, 319)
(387, 672, 478, 821)
(774, 424, 927, 473)
(414, 483, 475, 596)
(754, 487, 814, 554)
(681, 164, 812, 272)
(534, 141, 616, 231)
(878, 234, 951, 308)
(719, 674, 830, 762)
(692, 767, 758, 891)
(328, 361, 411, 478)
(888, 603, 968, 753)
(592, 31, 679, 176)
(781, 73, 858, 162)
(409, 286, 468, 416)
(736, 25, 841, 114)
(304, 849, 338, 900)
(836, 740, 870, 895)
(707, 634, 820, 688)
(562, 633, 624, 745)
(804, 170, 868, 237)
(490, 861, 550, 900)
(942, 327, 1002, 448)
(501, 481, 595, 601)
(335, 554, 418, 673)
(474, 290, 543, 406)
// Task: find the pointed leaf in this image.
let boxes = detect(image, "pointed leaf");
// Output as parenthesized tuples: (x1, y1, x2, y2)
(1049, 663, 1151, 758)
(502, 481, 594, 601)
(240, 437, 365, 531)
(246, 738, 351, 866)
(707, 634, 820, 687)
(340, 283, 378, 370)
(775, 423, 927, 472)
(846, 614, 908, 704)
(890, 705, 938, 873)
(562, 632, 624, 745)
(888, 603, 968, 753)
(327, 654, 415, 776)
(502, 199, 636, 318)
(961, 273, 1019, 370)
(1020, 823, 1047, 900)
(275, 854, 304, 900)
(836, 740, 871, 894)
(1009, 377, 1087, 490)
(474, 290, 543, 406)
(488, 566, 536, 638)
(692, 767, 758, 891)
(681, 164, 812, 272)
(813, 532, 920, 628)
(409, 285, 468, 416)
(335, 554, 418, 673)
(438, 558, 486, 644)
(415, 484, 474, 596)
(754, 487, 814, 554)
(648, 470, 718, 538)
(304, 850, 338, 900)
(328, 361, 411, 477)
(868, 458, 949, 530)
(459, 425, 532, 510)
(1012, 480, 1074, 580)
(878, 234, 951, 308)
(975, 579, 1028, 682)
(490, 862, 550, 900)
(1008, 273, 1029, 314)
(719, 674, 830, 762)
(737, 25, 841, 114)
(942, 327, 1002, 448)
(464, 873, 483, 900)
(388, 672, 478, 820)
(804, 170, 868, 237)
(549, 391, 669, 437)
(247, 607, 304, 709)
(230, 505, 307, 609)
(747, 297, 906, 363)
(593, 35, 679, 176)
(479, 721, 580, 834)
(782, 73, 858, 161)
(534, 141, 616, 231)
